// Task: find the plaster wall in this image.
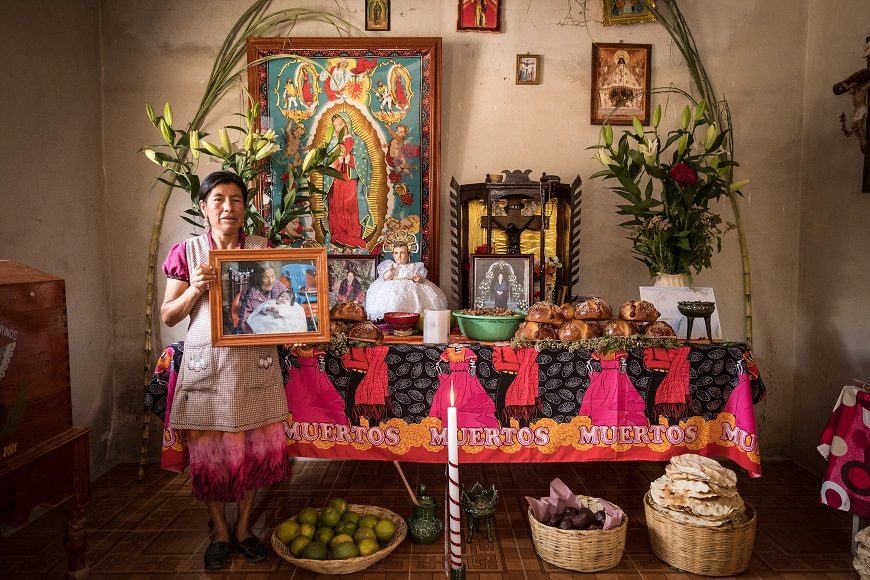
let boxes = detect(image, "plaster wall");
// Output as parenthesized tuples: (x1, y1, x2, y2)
(0, 1, 115, 474)
(793, 2, 870, 473)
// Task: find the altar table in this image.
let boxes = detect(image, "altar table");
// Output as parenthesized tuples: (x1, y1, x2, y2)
(149, 342, 764, 476)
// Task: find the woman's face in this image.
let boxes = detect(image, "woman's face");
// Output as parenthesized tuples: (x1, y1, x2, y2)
(346, 271, 355, 282)
(393, 246, 410, 265)
(259, 268, 276, 292)
(200, 182, 245, 234)
(497, 273, 504, 282)
(333, 116, 346, 132)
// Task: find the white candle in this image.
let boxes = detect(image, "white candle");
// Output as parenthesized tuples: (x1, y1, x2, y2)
(424, 309, 450, 344)
(446, 380, 462, 570)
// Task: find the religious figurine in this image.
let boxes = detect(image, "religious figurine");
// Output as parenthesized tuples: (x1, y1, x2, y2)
(364, 240, 447, 321)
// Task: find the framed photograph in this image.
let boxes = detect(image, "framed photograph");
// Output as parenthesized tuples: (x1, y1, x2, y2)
(516, 54, 541, 85)
(591, 43, 652, 125)
(209, 248, 330, 346)
(327, 255, 378, 308)
(457, 0, 501, 32)
(601, 0, 657, 26)
(470, 254, 534, 311)
(247, 37, 442, 283)
(639, 286, 722, 340)
(365, 0, 390, 31)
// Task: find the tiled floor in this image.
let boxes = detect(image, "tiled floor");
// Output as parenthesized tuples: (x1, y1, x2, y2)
(0, 459, 860, 579)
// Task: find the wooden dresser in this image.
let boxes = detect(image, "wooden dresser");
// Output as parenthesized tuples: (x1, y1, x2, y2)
(0, 261, 90, 578)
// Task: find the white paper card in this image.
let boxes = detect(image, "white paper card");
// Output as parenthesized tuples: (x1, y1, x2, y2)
(639, 286, 722, 340)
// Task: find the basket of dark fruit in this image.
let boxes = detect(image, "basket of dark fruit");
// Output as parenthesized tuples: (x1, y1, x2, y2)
(527, 496, 627, 572)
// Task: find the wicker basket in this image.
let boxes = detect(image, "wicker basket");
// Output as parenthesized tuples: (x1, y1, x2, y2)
(528, 495, 627, 572)
(644, 491, 756, 576)
(271, 504, 407, 574)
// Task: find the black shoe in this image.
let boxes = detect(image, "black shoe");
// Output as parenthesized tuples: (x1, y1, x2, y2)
(233, 528, 267, 563)
(203, 540, 231, 570)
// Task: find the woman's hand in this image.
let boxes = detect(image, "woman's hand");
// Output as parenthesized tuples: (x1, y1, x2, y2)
(190, 264, 217, 294)
(412, 273, 422, 283)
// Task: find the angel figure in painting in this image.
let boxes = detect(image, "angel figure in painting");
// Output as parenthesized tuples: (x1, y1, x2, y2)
(365, 240, 447, 321)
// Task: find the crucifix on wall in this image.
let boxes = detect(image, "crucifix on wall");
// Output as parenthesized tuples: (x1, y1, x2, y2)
(833, 36, 870, 193)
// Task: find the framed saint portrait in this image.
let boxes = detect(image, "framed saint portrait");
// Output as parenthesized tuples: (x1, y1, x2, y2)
(457, 0, 501, 32)
(246, 37, 442, 283)
(601, 0, 657, 26)
(365, 0, 390, 31)
(516, 54, 541, 85)
(209, 248, 330, 346)
(470, 254, 534, 312)
(327, 255, 378, 308)
(591, 42, 652, 125)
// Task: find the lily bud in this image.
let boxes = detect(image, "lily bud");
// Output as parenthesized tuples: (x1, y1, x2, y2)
(145, 103, 157, 124)
(596, 149, 615, 168)
(255, 142, 280, 160)
(705, 124, 718, 151)
(729, 179, 750, 192)
(602, 124, 613, 146)
(262, 129, 276, 141)
(681, 105, 691, 130)
(163, 102, 173, 127)
(158, 118, 173, 146)
(189, 130, 200, 159)
(652, 104, 662, 128)
(632, 116, 645, 138)
(244, 131, 254, 151)
(143, 148, 158, 164)
(301, 148, 319, 173)
(200, 139, 224, 158)
(677, 134, 689, 156)
(219, 127, 231, 155)
(696, 99, 707, 120)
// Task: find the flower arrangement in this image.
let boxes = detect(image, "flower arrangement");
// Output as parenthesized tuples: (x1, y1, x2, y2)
(591, 101, 748, 277)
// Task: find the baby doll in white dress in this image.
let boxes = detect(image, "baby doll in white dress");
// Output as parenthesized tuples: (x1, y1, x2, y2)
(365, 240, 447, 321)
(246, 290, 308, 334)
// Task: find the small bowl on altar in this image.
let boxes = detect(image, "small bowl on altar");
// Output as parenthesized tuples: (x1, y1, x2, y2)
(676, 301, 716, 317)
(383, 311, 420, 334)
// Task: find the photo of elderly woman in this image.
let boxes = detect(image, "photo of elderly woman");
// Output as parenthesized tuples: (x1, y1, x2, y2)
(236, 262, 288, 333)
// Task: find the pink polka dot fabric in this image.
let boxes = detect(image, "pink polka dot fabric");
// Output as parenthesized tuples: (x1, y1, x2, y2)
(817, 386, 870, 517)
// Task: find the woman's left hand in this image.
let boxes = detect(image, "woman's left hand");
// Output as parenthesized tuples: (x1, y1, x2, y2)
(412, 274, 422, 283)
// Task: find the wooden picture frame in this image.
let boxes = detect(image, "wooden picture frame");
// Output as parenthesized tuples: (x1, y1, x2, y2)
(327, 254, 378, 308)
(457, 0, 501, 32)
(209, 248, 330, 346)
(365, 0, 390, 31)
(470, 254, 534, 311)
(516, 54, 541, 85)
(247, 37, 442, 283)
(601, 0, 657, 26)
(591, 42, 652, 125)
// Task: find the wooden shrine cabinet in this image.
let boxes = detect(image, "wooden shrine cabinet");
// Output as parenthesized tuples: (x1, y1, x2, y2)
(0, 261, 90, 578)
(449, 170, 582, 308)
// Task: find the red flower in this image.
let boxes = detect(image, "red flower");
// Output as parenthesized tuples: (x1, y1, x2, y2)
(400, 192, 412, 205)
(670, 163, 698, 187)
(388, 171, 401, 183)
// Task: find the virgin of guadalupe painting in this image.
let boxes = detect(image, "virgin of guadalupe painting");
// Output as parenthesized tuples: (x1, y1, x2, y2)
(247, 38, 442, 283)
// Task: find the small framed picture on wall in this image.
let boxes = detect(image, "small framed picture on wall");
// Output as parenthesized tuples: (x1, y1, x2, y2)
(365, 0, 390, 31)
(516, 54, 541, 85)
(457, 0, 501, 32)
(590, 42, 652, 125)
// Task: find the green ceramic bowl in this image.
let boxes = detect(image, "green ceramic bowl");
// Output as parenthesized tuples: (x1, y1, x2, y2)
(452, 311, 525, 342)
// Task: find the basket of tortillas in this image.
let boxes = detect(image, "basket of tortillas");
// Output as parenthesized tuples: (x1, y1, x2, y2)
(644, 454, 756, 576)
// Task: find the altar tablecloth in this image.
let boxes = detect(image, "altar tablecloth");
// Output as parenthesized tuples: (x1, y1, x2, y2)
(148, 342, 765, 475)
(818, 386, 870, 517)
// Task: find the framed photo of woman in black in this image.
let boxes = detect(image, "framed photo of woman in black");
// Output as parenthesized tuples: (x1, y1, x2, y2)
(470, 254, 534, 312)
(326, 255, 378, 308)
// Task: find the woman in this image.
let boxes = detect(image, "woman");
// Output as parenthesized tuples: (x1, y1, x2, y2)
(491, 272, 509, 308)
(237, 262, 288, 333)
(321, 111, 373, 249)
(337, 267, 363, 303)
(161, 171, 290, 570)
(364, 240, 447, 321)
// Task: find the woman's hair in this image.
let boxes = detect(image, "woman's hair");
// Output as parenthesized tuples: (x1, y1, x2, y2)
(249, 262, 275, 289)
(392, 240, 410, 252)
(199, 171, 248, 204)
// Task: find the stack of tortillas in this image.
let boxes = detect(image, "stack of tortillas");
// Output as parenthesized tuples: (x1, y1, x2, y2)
(649, 454, 748, 527)
(854, 525, 870, 578)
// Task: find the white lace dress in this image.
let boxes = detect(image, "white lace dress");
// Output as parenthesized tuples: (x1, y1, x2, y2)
(365, 260, 448, 321)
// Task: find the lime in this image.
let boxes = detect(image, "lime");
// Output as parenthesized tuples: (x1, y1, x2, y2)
(276, 519, 300, 544)
(342, 511, 361, 524)
(374, 518, 397, 542)
(319, 506, 342, 528)
(353, 526, 377, 544)
(357, 538, 379, 556)
(297, 506, 319, 526)
(330, 533, 355, 549)
(335, 519, 357, 536)
(315, 525, 335, 545)
(328, 497, 348, 515)
(301, 540, 328, 560)
(358, 514, 379, 530)
(331, 540, 360, 560)
(289, 535, 311, 557)
(299, 522, 316, 539)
